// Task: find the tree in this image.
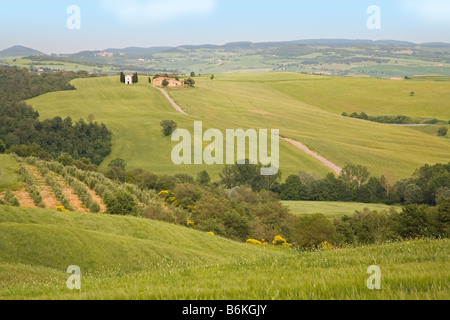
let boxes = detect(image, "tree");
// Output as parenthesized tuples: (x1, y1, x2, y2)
(359, 111, 369, 120)
(120, 72, 125, 83)
(409, 91, 415, 97)
(174, 173, 194, 184)
(210, 74, 215, 80)
(185, 78, 195, 87)
(437, 127, 448, 137)
(404, 183, 425, 204)
(162, 79, 169, 87)
(279, 175, 308, 200)
(57, 153, 74, 166)
(190, 71, 196, 77)
(133, 72, 139, 84)
(108, 158, 127, 170)
(339, 164, 370, 191)
(0, 139, 5, 154)
(220, 161, 266, 192)
(148, 77, 152, 84)
(197, 170, 211, 186)
(392, 205, 435, 238)
(160, 120, 178, 136)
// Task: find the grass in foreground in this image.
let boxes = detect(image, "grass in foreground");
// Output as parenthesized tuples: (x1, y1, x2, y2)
(0, 205, 448, 300)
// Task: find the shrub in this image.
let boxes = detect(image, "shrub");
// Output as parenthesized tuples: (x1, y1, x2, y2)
(144, 203, 175, 223)
(105, 190, 139, 216)
(196, 218, 226, 236)
(246, 239, 267, 245)
(319, 241, 334, 250)
(437, 127, 448, 137)
(160, 120, 178, 137)
(185, 78, 195, 87)
(5, 189, 20, 207)
(187, 220, 195, 228)
(272, 235, 292, 247)
(292, 214, 335, 249)
(57, 206, 70, 212)
(350, 209, 394, 244)
(224, 211, 250, 241)
(89, 202, 101, 213)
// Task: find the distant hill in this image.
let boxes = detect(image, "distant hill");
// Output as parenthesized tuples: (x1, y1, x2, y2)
(4, 39, 450, 59)
(4, 39, 450, 77)
(0, 45, 43, 57)
(104, 46, 172, 55)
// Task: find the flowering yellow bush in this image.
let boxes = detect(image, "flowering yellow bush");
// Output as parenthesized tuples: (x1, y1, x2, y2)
(207, 231, 214, 236)
(272, 235, 292, 247)
(158, 190, 169, 198)
(56, 206, 69, 212)
(246, 239, 268, 246)
(319, 241, 334, 250)
(187, 221, 195, 228)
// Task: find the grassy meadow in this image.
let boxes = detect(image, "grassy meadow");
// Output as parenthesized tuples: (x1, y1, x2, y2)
(282, 201, 400, 218)
(28, 73, 450, 181)
(0, 154, 23, 192)
(3, 58, 113, 74)
(0, 205, 448, 300)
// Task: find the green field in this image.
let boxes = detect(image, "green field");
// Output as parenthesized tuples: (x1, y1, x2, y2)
(28, 73, 450, 180)
(0, 155, 23, 191)
(0, 205, 448, 300)
(349, 65, 450, 78)
(2, 58, 113, 74)
(282, 201, 400, 218)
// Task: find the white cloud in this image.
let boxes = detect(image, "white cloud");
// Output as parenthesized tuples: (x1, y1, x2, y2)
(102, 0, 215, 23)
(401, 0, 450, 24)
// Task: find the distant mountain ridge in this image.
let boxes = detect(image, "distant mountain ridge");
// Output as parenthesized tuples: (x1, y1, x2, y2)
(2, 39, 450, 58)
(0, 45, 43, 57)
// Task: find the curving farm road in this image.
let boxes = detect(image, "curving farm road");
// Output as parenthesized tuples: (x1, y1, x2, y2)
(155, 86, 342, 175)
(153, 86, 189, 115)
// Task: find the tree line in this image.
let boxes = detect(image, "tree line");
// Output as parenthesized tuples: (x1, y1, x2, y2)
(92, 157, 450, 247)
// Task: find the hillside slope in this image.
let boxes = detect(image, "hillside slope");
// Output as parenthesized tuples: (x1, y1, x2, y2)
(28, 74, 450, 180)
(0, 205, 448, 300)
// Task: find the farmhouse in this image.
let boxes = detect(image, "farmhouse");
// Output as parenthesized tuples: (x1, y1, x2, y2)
(153, 77, 184, 87)
(125, 75, 133, 85)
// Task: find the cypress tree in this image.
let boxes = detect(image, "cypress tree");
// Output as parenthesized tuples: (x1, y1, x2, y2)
(120, 72, 125, 83)
(133, 72, 139, 84)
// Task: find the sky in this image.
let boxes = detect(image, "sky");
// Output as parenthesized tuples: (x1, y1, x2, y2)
(0, 0, 450, 53)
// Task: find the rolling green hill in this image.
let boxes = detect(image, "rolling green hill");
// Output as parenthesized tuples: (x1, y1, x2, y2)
(27, 73, 450, 181)
(0, 205, 448, 300)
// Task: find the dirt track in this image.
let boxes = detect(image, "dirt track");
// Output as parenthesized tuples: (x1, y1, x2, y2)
(153, 86, 188, 115)
(282, 137, 342, 175)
